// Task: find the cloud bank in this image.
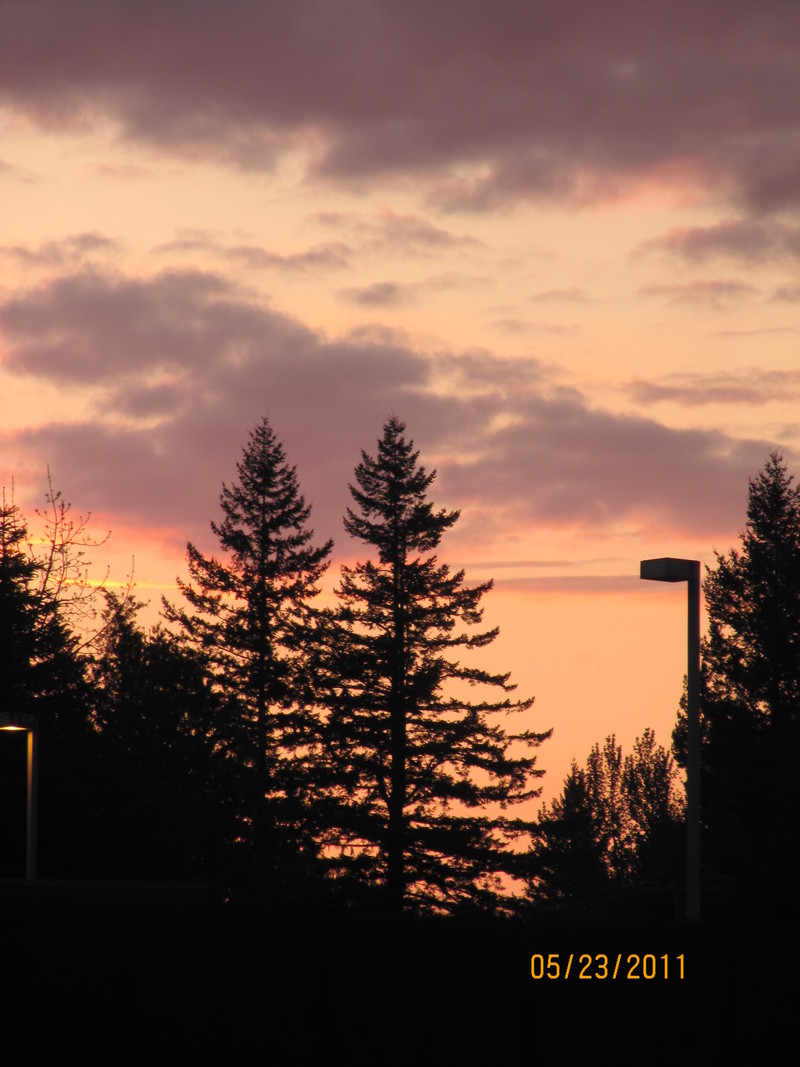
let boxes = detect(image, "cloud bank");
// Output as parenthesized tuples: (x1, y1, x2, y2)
(1, 263, 772, 551)
(2, 1, 800, 212)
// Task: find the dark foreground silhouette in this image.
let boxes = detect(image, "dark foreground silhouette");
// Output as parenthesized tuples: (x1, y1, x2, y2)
(2, 882, 794, 1060)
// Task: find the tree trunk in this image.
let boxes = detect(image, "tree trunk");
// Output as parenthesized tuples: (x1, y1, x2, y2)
(387, 558, 406, 910)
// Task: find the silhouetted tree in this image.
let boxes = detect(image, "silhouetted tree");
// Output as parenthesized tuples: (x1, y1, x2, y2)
(0, 490, 93, 877)
(0, 493, 39, 711)
(0, 489, 87, 720)
(531, 760, 608, 914)
(85, 592, 236, 883)
(323, 416, 549, 912)
(163, 418, 333, 900)
(623, 729, 684, 904)
(532, 730, 683, 916)
(31, 467, 113, 642)
(674, 451, 800, 913)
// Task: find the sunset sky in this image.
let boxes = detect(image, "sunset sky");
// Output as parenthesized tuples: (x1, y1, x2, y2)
(2, 0, 799, 805)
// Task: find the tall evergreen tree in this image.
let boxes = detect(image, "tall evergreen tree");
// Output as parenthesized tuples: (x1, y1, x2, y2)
(87, 592, 235, 883)
(324, 415, 549, 912)
(0, 490, 86, 722)
(674, 451, 800, 913)
(0, 494, 39, 713)
(0, 491, 92, 877)
(163, 418, 333, 897)
(530, 760, 609, 914)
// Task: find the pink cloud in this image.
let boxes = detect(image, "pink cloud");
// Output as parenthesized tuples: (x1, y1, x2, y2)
(338, 281, 416, 308)
(636, 219, 800, 264)
(638, 279, 759, 308)
(487, 319, 579, 337)
(0, 262, 780, 552)
(314, 209, 483, 258)
(530, 288, 592, 304)
(1, 268, 255, 383)
(338, 272, 487, 307)
(627, 369, 800, 406)
(0, 233, 122, 270)
(713, 325, 798, 338)
(1, 2, 799, 210)
(153, 232, 352, 274)
(771, 283, 800, 303)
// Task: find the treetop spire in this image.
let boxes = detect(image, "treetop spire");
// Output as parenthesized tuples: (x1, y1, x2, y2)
(344, 415, 459, 563)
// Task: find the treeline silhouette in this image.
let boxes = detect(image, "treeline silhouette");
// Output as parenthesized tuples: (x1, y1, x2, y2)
(2, 421, 798, 924)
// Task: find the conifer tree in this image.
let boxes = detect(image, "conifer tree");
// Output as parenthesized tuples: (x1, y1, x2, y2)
(530, 760, 608, 913)
(87, 593, 235, 883)
(164, 418, 333, 891)
(699, 451, 800, 730)
(0, 495, 39, 712)
(0, 491, 92, 877)
(324, 415, 549, 912)
(673, 451, 800, 912)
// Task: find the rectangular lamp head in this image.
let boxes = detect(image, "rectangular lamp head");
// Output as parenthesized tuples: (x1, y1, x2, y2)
(640, 557, 697, 583)
(0, 712, 36, 731)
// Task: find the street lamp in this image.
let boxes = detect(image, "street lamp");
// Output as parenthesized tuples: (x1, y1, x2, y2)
(640, 557, 700, 923)
(0, 711, 38, 880)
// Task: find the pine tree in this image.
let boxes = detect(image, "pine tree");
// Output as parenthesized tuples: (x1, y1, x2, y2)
(163, 418, 333, 897)
(702, 451, 800, 729)
(0, 490, 92, 877)
(324, 415, 549, 912)
(86, 593, 235, 883)
(531, 760, 608, 914)
(0, 494, 39, 712)
(673, 451, 800, 913)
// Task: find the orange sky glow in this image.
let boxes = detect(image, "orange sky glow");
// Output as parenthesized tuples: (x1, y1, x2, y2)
(2, 1, 798, 806)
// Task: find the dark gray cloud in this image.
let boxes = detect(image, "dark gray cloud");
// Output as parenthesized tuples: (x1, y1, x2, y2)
(636, 219, 800, 264)
(0, 268, 250, 384)
(441, 393, 771, 536)
(1, 263, 779, 551)
(435, 351, 550, 389)
(2, 2, 800, 211)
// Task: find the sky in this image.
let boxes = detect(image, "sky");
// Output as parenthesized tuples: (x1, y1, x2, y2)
(2, 0, 799, 806)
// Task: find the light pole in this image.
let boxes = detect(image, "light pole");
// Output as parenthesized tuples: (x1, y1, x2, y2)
(640, 557, 700, 923)
(0, 711, 38, 880)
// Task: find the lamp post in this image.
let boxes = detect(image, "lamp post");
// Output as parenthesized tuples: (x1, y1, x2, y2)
(0, 711, 38, 880)
(640, 557, 700, 923)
